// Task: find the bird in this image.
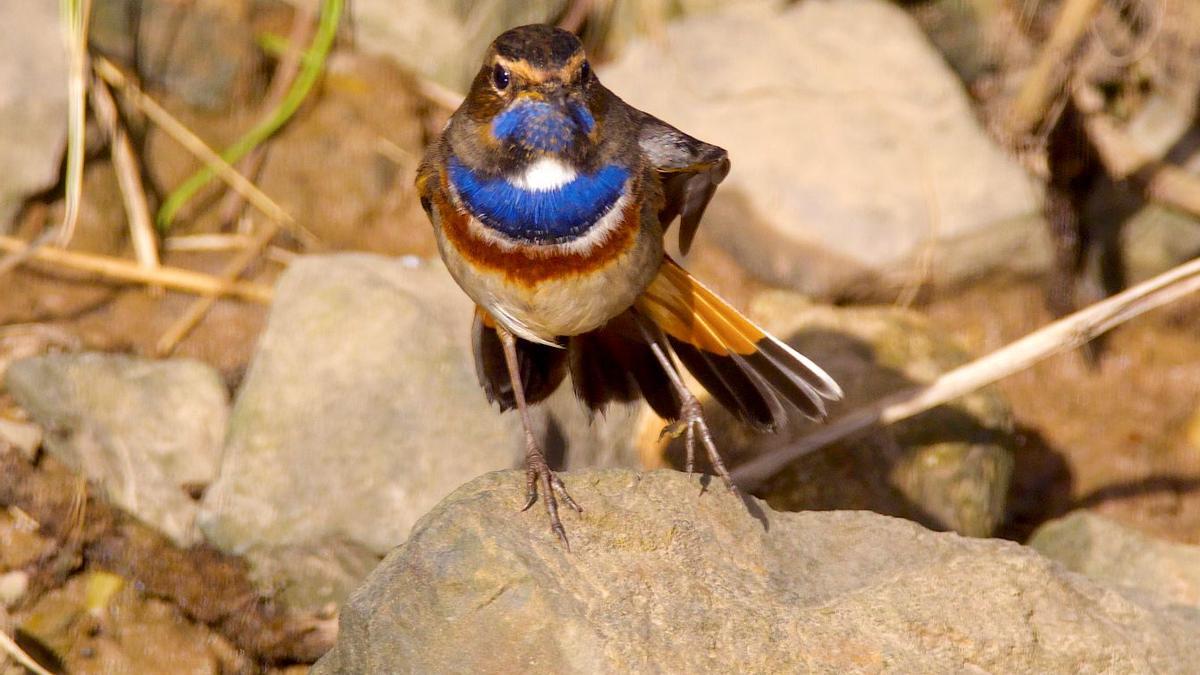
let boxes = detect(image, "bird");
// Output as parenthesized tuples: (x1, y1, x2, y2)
(416, 24, 842, 548)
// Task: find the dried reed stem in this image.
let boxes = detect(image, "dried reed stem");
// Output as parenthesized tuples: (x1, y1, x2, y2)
(0, 235, 272, 303)
(733, 254, 1200, 488)
(92, 57, 318, 248)
(89, 77, 160, 275)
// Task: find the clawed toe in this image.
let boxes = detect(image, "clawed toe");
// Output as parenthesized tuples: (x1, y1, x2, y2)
(669, 396, 737, 494)
(522, 457, 580, 550)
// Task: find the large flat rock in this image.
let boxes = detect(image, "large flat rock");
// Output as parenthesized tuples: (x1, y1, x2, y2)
(314, 469, 1200, 674)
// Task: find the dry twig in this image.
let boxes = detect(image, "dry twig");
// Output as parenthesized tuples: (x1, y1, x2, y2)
(732, 254, 1200, 488)
(0, 629, 53, 675)
(0, 235, 272, 303)
(156, 218, 280, 354)
(89, 76, 160, 275)
(1009, 0, 1104, 135)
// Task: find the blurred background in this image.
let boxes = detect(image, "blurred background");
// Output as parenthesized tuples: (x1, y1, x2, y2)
(2, 0, 1200, 671)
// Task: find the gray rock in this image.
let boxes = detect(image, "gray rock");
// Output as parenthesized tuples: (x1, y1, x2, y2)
(1030, 511, 1200, 608)
(346, 0, 565, 92)
(0, 1, 69, 229)
(136, 0, 264, 111)
(313, 469, 1200, 674)
(198, 254, 525, 607)
(908, 0, 1017, 85)
(1121, 204, 1200, 285)
(600, 0, 1047, 299)
(4, 354, 227, 546)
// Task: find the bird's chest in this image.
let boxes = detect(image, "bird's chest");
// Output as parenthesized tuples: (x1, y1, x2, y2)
(432, 159, 661, 342)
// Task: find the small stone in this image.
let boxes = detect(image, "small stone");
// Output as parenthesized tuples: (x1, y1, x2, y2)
(136, 0, 264, 111)
(0, 418, 42, 461)
(0, 571, 28, 608)
(5, 354, 229, 547)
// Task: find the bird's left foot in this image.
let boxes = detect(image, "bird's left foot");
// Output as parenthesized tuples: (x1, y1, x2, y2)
(521, 447, 582, 549)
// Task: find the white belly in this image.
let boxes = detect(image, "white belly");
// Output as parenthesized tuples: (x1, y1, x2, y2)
(435, 215, 662, 345)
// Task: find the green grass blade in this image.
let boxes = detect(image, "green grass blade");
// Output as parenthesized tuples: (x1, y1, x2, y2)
(156, 0, 343, 232)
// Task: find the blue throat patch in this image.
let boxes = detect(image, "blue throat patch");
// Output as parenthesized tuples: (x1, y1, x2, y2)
(491, 100, 596, 153)
(448, 156, 630, 245)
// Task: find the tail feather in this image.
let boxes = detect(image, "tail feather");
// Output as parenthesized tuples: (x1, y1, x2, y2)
(634, 257, 842, 426)
(669, 337, 782, 432)
(567, 328, 684, 422)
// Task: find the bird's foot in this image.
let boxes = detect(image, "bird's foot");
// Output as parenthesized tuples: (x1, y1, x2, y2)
(663, 393, 738, 496)
(521, 448, 582, 550)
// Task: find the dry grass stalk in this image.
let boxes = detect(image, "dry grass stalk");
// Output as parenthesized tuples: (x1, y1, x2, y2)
(164, 234, 256, 252)
(91, 57, 319, 248)
(56, 0, 94, 249)
(89, 77, 160, 275)
(732, 253, 1200, 488)
(1009, 0, 1104, 135)
(0, 235, 272, 303)
(156, 218, 281, 355)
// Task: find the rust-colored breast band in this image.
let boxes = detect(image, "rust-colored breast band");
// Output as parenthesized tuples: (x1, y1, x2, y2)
(435, 171, 641, 286)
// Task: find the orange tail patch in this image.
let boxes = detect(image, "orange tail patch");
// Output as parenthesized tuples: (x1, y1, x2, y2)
(634, 257, 842, 426)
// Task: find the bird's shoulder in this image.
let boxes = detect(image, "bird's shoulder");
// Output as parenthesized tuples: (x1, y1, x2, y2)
(608, 93, 730, 254)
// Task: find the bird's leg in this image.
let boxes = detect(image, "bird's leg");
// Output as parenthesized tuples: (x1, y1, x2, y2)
(635, 315, 738, 496)
(496, 326, 581, 548)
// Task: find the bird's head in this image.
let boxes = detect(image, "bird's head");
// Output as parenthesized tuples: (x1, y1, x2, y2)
(454, 25, 604, 170)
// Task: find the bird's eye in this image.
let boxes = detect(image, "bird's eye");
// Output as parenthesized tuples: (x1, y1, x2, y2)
(492, 64, 510, 91)
(579, 60, 591, 82)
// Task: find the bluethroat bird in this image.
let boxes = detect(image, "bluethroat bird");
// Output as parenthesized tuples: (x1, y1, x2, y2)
(416, 25, 843, 548)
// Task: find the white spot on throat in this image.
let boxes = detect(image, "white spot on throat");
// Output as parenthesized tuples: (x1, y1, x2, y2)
(508, 158, 577, 192)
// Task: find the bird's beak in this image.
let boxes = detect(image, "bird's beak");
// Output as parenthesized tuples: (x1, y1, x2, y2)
(491, 89, 593, 153)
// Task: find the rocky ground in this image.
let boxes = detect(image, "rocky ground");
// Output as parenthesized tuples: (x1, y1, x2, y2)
(2, 0, 1200, 672)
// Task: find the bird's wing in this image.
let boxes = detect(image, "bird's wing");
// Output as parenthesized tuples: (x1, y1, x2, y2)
(634, 111, 730, 255)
